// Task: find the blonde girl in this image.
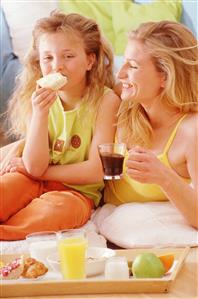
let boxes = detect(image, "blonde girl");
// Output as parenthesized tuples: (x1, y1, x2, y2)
(0, 11, 120, 240)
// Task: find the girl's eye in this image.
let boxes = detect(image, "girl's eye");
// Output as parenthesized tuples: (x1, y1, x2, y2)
(43, 56, 52, 61)
(64, 54, 74, 59)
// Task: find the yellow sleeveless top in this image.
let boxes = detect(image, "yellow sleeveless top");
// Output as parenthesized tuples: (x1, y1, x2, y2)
(48, 95, 106, 207)
(104, 115, 190, 205)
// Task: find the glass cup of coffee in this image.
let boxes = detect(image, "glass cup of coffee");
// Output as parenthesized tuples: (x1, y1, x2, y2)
(98, 143, 126, 180)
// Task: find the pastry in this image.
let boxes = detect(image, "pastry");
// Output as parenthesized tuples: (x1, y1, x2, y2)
(0, 257, 24, 280)
(37, 72, 67, 90)
(21, 257, 48, 279)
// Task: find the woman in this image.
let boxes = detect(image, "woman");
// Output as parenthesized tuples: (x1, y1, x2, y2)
(105, 21, 198, 229)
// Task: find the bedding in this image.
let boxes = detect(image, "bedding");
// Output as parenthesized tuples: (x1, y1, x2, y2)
(1, 220, 107, 254)
(2, 202, 198, 254)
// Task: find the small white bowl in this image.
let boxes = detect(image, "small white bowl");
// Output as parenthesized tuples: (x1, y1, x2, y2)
(47, 247, 115, 277)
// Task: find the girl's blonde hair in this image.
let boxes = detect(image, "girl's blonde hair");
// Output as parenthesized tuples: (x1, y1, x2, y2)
(118, 21, 198, 147)
(7, 11, 115, 138)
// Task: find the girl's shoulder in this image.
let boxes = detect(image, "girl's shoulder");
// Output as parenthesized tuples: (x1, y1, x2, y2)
(102, 87, 121, 107)
(96, 88, 121, 120)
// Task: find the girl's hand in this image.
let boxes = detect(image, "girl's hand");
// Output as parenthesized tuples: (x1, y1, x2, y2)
(0, 157, 36, 179)
(0, 140, 25, 175)
(31, 86, 57, 117)
(0, 157, 26, 175)
(126, 146, 168, 185)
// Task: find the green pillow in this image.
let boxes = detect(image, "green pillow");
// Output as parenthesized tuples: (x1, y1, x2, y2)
(58, 0, 182, 55)
(58, 0, 115, 49)
(111, 0, 182, 55)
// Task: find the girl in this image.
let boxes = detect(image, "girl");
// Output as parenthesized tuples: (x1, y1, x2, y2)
(105, 21, 198, 228)
(0, 11, 120, 240)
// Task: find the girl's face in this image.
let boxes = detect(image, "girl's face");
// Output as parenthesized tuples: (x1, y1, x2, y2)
(38, 31, 94, 91)
(118, 39, 165, 106)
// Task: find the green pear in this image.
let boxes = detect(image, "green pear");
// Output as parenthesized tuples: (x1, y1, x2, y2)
(132, 253, 165, 278)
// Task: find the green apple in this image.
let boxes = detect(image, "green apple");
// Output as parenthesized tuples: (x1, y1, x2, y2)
(132, 253, 165, 278)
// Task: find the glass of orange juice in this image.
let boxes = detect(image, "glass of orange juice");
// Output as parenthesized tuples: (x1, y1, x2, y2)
(57, 229, 87, 280)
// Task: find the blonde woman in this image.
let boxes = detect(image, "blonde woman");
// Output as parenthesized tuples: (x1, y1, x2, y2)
(0, 11, 120, 240)
(105, 21, 198, 229)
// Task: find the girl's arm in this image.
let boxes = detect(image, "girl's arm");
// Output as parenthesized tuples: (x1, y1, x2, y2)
(40, 91, 120, 184)
(22, 88, 57, 176)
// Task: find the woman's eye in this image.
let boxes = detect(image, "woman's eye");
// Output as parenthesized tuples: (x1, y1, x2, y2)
(129, 65, 138, 69)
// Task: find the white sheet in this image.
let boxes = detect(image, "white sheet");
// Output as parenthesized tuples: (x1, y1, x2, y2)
(1, 220, 107, 254)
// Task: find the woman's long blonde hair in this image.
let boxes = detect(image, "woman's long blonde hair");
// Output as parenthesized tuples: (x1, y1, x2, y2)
(118, 21, 198, 147)
(7, 11, 115, 138)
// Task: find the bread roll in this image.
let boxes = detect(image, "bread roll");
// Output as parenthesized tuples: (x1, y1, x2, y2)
(37, 72, 67, 90)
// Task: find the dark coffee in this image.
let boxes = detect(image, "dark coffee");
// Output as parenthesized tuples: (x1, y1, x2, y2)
(100, 152, 124, 177)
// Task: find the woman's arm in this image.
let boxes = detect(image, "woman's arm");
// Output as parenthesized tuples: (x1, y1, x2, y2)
(159, 118, 198, 228)
(126, 117, 198, 228)
(40, 91, 120, 184)
(22, 88, 56, 177)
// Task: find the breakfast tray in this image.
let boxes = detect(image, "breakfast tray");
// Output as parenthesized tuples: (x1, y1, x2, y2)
(0, 247, 190, 297)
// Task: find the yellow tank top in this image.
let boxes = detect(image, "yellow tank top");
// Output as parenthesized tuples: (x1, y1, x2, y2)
(105, 115, 190, 205)
(48, 95, 106, 206)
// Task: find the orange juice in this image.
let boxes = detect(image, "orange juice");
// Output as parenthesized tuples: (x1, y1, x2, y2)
(58, 237, 87, 279)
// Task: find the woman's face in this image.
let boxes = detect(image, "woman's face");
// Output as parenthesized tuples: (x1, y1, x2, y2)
(118, 39, 165, 105)
(38, 31, 94, 91)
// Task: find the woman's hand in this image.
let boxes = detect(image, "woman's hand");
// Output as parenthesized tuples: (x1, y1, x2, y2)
(31, 87, 57, 117)
(126, 146, 168, 185)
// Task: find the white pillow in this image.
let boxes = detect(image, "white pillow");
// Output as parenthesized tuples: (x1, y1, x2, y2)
(1, 1, 58, 63)
(92, 202, 198, 248)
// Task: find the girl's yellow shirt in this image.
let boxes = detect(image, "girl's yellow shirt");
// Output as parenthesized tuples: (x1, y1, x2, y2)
(48, 96, 104, 206)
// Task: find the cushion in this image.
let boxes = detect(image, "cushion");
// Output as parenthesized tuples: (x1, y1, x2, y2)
(58, 0, 115, 50)
(1, 1, 58, 63)
(111, 0, 182, 54)
(0, 7, 21, 114)
(92, 202, 198, 248)
(59, 0, 182, 55)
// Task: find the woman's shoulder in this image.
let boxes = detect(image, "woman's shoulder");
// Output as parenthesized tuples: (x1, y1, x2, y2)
(183, 112, 198, 127)
(181, 112, 198, 139)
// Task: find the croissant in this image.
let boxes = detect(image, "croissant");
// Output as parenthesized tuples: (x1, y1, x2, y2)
(21, 257, 48, 278)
